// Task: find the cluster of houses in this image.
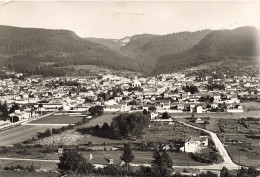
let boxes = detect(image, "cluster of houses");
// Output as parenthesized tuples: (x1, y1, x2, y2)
(1, 71, 260, 124)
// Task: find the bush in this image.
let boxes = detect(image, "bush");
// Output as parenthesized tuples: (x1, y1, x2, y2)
(26, 164, 39, 172)
(189, 152, 222, 163)
(103, 165, 127, 176)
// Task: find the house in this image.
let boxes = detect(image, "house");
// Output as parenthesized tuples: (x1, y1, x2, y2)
(150, 112, 158, 119)
(196, 106, 203, 113)
(195, 118, 204, 124)
(180, 136, 208, 153)
(132, 79, 141, 87)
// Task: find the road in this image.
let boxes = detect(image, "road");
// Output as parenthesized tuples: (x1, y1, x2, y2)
(177, 121, 240, 170)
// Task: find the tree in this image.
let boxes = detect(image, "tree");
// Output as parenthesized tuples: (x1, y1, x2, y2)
(102, 122, 110, 130)
(162, 112, 169, 119)
(38, 103, 43, 115)
(143, 109, 148, 115)
(45, 129, 52, 137)
(220, 166, 231, 177)
(111, 113, 150, 139)
(9, 103, 19, 114)
(94, 124, 100, 131)
(162, 151, 173, 168)
(58, 150, 94, 175)
(151, 150, 173, 177)
(88, 105, 104, 116)
(0, 101, 9, 120)
(121, 143, 135, 172)
(12, 116, 19, 123)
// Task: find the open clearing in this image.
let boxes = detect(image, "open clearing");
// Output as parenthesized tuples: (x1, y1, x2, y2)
(0, 125, 62, 146)
(29, 115, 83, 124)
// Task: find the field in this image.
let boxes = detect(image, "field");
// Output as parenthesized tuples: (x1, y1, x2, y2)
(139, 122, 206, 144)
(29, 115, 83, 124)
(81, 150, 209, 166)
(217, 118, 260, 167)
(0, 170, 58, 177)
(225, 145, 260, 168)
(0, 125, 62, 146)
(171, 111, 260, 119)
(31, 114, 121, 146)
(242, 101, 260, 111)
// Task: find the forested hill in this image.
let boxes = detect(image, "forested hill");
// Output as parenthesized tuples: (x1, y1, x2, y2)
(0, 25, 137, 74)
(154, 26, 259, 75)
(120, 30, 212, 62)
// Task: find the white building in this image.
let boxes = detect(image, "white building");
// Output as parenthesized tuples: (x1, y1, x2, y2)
(180, 136, 208, 153)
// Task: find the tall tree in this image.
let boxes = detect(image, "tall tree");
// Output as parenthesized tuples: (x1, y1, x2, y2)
(151, 150, 173, 177)
(121, 143, 135, 172)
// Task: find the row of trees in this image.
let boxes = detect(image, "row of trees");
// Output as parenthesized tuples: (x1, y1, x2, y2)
(58, 144, 173, 176)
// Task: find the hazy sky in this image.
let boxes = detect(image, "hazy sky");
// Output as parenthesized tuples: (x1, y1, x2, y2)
(0, 1, 259, 39)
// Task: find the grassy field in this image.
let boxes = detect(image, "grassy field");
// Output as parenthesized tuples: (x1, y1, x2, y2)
(242, 101, 260, 111)
(0, 170, 58, 177)
(226, 145, 260, 168)
(82, 150, 209, 166)
(205, 118, 220, 132)
(29, 114, 121, 146)
(29, 115, 83, 124)
(138, 121, 205, 144)
(0, 159, 58, 171)
(171, 111, 260, 119)
(0, 125, 62, 146)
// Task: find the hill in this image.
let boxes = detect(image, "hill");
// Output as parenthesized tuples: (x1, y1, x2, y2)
(154, 26, 259, 75)
(0, 25, 137, 75)
(86, 38, 122, 52)
(120, 30, 211, 61)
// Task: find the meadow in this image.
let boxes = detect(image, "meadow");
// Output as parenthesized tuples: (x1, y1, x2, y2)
(29, 115, 83, 124)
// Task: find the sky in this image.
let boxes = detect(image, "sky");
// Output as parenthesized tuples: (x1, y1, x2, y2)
(0, 1, 259, 39)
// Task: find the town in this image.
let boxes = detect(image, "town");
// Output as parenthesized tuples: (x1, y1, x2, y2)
(0, 68, 259, 177)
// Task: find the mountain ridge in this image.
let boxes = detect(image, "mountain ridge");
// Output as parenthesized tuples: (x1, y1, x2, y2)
(0, 25, 258, 76)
